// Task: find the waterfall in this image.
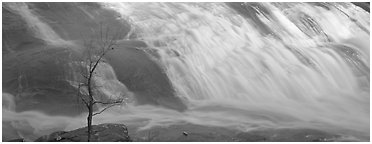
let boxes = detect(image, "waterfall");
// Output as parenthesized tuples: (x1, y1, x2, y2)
(2, 2, 369, 141)
(6, 3, 71, 46)
(104, 2, 369, 138)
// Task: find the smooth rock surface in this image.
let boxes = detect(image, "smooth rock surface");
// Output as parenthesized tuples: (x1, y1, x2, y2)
(35, 123, 131, 142)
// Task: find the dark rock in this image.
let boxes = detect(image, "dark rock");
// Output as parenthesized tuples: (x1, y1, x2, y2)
(7, 138, 25, 142)
(3, 121, 23, 141)
(352, 2, 370, 12)
(35, 131, 67, 142)
(35, 123, 131, 142)
(130, 124, 236, 142)
(106, 42, 188, 112)
(235, 133, 267, 142)
(233, 128, 339, 142)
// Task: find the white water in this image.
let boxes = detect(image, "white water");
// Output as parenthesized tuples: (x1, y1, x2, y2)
(104, 2, 370, 139)
(2, 2, 370, 141)
(6, 3, 71, 46)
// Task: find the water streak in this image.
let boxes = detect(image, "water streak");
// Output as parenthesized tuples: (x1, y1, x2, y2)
(2, 2, 370, 141)
(6, 3, 71, 46)
(105, 2, 369, 139)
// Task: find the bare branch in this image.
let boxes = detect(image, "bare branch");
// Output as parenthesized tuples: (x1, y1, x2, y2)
(80, 71, 89, 79)
(77, 84, 89, 107)
(90, 53, 105, 74)
(89, 44, 115, 75)
(92, 102, 122, 116)
(100, 23, 103, 48)
(93, 99, 124, 105)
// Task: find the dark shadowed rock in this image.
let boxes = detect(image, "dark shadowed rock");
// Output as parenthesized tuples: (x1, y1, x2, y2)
(352, 2, 370, 12)
(235, 133, 268, 142)
(7, 138, 25, 142)
(35, 123, 131, 142)
(105, 42, 187, 112)
(233, 128, 339, 142)
(129, 123, 346, 142)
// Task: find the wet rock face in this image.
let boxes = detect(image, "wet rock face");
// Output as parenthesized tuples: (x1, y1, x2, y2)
(233, 128, 339, 142)
(2, 47, 89, 116)
(3, 2, 187, 114)
(351, 2, 370, 12)
(26, 2, 131, 41)
(129, 123, 346, 142)
(106, 43, 188, 112)
(2, 5, 44, 54)
(7, 138, 25, 142)
(35, 123, 131, 142)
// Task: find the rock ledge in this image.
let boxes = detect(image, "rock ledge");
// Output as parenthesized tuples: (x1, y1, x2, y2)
(35, 123, 131, 142)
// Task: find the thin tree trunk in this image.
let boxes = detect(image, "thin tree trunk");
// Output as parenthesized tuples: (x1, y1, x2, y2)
(87, 105, 93, 142)
(87, 72, 94, 142)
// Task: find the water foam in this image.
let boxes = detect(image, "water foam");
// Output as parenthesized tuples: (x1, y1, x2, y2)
(2, 2, 369, 141)
(6, 3, 72, 46)
(105, 2, 369, 139)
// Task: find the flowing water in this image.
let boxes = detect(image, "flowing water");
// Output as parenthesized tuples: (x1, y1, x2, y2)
(2, 2, 370, 141)
(5, 3, 71, 46)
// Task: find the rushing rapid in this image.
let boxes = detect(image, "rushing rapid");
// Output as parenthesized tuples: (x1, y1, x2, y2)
(104, 2, 369, 139)
(2, 2, 370, 141)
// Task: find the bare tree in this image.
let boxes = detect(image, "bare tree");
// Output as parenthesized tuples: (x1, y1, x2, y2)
(76, 25, 124, 142)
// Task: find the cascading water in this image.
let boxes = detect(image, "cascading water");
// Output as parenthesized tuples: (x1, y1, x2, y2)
(5, 3, 71, 46)
(2, 2, 370, 141)
(104, 2, 369, 140)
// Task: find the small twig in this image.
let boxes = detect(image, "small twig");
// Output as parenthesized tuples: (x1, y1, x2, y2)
(80, 71, 89, 79)
(92, 102, 122, 116)
(93, 99, 123, 105)
(77, 84, 89, 107)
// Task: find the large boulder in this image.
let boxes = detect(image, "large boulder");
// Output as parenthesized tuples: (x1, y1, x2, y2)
(35, 123, 131, 142)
